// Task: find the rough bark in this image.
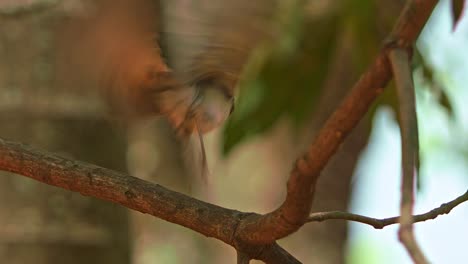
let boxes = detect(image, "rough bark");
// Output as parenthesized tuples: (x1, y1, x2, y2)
(0, 5, 130, 264)
(0, 0, 439, 263)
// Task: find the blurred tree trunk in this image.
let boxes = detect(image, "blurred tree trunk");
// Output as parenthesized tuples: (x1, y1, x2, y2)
(289, 26, 371, 264)
(0, 1, 403, 264)
(126, 120, 219, 264)
(205, 2, 401, 263)
(181, 29, 371, 262)
(0, 4, 130, 264)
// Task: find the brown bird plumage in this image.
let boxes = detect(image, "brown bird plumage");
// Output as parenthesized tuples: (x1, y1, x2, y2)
(57, 0, 278, 135)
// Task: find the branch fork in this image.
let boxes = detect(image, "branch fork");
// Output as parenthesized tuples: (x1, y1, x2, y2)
(0, 1, 455, 263)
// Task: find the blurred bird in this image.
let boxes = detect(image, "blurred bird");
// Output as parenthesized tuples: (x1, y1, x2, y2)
(62, 0, 278, 136)
(55, 0, 278, 179)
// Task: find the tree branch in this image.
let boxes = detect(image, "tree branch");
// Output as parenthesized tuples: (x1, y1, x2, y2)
(235, 0, 438, 245)
(0, 0, 439, 262)
(0, 138, 300, 264)
(308, 190, 468, 229)
(390, 47, 427, 263)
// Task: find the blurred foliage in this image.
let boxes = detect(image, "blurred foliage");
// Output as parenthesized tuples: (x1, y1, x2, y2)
(221, 0, 461, 158)
(347, 238, 400, 264)
(222, 1, 336, 155)
(412, 50, 455, 118)
(222, 0, 387, 155)
(223, 1, 337, 155)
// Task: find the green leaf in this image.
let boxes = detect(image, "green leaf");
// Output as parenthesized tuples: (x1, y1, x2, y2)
(413, 49, 455, 118)
(222, 13, 338, 156)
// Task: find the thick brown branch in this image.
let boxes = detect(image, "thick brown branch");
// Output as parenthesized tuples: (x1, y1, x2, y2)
(0, 0, 439, 262)
(308, 190, 468, 229)
(235, 0, 438, 245)
(0, 139, 240, 243)
(0, 138, 299, 264)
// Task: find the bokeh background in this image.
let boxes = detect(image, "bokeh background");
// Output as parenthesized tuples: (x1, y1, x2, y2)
(349, 1, 468, 263)
(0, 0, 466, 263)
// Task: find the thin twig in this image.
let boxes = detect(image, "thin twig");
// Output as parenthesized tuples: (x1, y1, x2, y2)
(390, 48, 428, 264)
(308, 190, 468, 229)
(0, 0, 440, 262)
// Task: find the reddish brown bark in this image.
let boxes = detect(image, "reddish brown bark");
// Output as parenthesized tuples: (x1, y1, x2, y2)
(0, 1, 438, 262)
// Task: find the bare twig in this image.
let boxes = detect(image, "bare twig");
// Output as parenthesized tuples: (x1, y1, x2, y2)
(308, 190, 468, 229)
(390, 48, 428, 264)
(235, 0, 438, 245)
(0, 0, 440, 262)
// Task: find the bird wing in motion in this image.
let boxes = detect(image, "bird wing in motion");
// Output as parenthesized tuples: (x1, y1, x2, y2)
(55, 0, 279, 134)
